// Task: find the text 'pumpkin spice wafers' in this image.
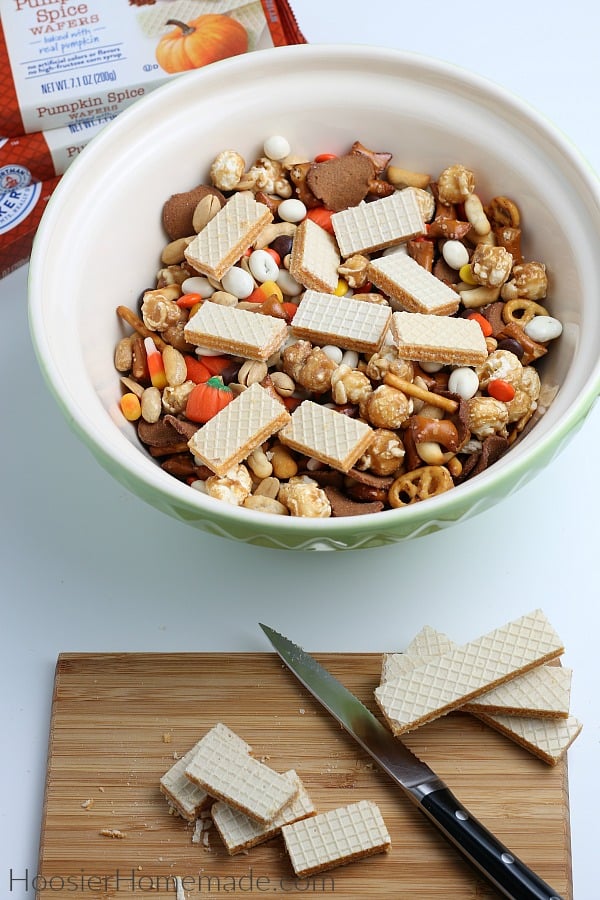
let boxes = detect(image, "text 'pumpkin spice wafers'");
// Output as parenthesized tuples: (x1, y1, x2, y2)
(374, 609, 564, 734)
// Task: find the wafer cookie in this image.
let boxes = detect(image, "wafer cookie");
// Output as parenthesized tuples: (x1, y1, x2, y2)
(288, 218, 341, 293)
(331, 189, 425, 257)
(159, 724, 251, 821)
(184, 192, 273, 280)
(185, 724, 298, 824)
(290, 289, 391, 354)
(184, 302, 288, 361)
(391, 310, 488, 365)
(391, 625, 579, 762)
(188, 382, 290, 477)
(368, 251, 460, 316)
(374, 609, 564, 734)
(473, 712, 582, 766)
(212, 770, 315, 855)
(282, 800, 390, 877)
(278, 400, 374, 473)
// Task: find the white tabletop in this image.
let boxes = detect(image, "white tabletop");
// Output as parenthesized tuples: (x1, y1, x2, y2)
(1, 2, 598, 897)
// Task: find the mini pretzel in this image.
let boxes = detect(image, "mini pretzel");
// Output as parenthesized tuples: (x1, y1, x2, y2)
(502, 298, 549, 327)
(388, 466, 454, 508)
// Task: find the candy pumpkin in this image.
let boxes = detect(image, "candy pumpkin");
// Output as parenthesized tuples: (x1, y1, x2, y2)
(185, 376, 234, 424)
(156, 15, 248, 74)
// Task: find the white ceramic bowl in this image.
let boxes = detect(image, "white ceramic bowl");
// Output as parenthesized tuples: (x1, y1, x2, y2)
(28, 44, 600, 551)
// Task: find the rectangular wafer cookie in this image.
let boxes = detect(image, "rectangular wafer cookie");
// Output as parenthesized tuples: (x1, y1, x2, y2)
(391, 310, 488, 365)
(368, 251, 460, 316)
(184, 302, 288, 361)
(374, 609, 564, 734)
(184, 192, 273, 280)
(290, 289, 391, 353)
(185, 724, 298, 824)
(389, 625, 579, 762)
(212, 770, 315, 854)
(289, 218, 341, 293)
(382, 636, 572, 717)
(282, 800, 390, 877)
(188, 382, 291, 477)
(331, 189, 425, 257)
(159, 724, 251, 820)
(278, 400, 373, 473)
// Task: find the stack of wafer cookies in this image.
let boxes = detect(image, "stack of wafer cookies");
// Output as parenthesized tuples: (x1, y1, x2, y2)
(376, 609, 581, 764)
(160, 722, 391, 875)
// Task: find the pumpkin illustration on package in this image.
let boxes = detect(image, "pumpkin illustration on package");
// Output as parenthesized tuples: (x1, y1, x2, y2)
(156, 15, 248, 74)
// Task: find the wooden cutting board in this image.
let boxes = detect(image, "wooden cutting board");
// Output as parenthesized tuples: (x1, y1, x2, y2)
(38, 653, 572, 899)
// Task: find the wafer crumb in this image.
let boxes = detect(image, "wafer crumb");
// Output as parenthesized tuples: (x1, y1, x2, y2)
(99, 828, 126, 839)
(81, 799, 94, 810)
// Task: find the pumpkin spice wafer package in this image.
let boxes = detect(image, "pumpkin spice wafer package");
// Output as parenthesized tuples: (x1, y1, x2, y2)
(0, 175, 59, 279)
(0, 1, 306, 138)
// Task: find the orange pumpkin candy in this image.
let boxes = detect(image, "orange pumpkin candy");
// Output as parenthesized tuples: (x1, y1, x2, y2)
(185, 376, 234, 424)
(156, 15, 248, 74)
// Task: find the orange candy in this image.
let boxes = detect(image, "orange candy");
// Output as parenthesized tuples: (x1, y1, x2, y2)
(487, 378, 516, 402)
(306, 206, 334, 234)
(467, 312, 493, 337)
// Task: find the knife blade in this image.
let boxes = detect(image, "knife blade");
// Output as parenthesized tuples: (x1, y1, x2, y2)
(259, 623, 565, 900)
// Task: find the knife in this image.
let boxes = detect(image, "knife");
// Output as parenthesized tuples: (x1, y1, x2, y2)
(259, 623, 565, 900)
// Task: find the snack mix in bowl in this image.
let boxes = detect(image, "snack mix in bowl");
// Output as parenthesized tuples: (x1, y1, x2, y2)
(114, 136, 562, 520)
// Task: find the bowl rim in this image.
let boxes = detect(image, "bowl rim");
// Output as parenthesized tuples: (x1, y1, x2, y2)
(28, 42, 600, 541)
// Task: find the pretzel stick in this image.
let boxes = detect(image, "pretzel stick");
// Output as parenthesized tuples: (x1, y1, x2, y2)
(383, 372, 458, 413)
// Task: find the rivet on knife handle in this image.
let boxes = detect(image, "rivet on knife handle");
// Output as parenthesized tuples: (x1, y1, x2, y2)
(259, 624, 565, 900)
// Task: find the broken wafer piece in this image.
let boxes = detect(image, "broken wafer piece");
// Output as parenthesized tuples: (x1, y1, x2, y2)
(184, 191, 273, 280)
(185, 724, 298, 824)
(282, 800, 390, 878)
(184, 302, 288, 361)
(212, 770, 316, 855)
(368, 251, 460, 316)
(290, 289, 391, 354)
(188, 382, 291, 477)
(160, 724, 250, 821)
(279, 400, 374, 473)
(473, 712, 582, 766)
(331, 189, 425, 257)
(374, 609, 564, 735)
(391, 310, 488, 365)
(288, 218, 341, 293)
(463, 665, 572, 719)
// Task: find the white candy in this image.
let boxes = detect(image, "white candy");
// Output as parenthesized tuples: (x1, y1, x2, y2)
(420, 360, 444, 373)
(182, 276, 214, 299)
(248, 249, 279, 283)
(263, 135, 291, 161)
(276, 268, 303, 297)
(221, 266, 255, 299)
(448, 366, 480, 400)
(322, 345, 344, 364)
(195, 345, 226, 357)
(341, 349, 359, 368)
(278, 198, 307, 223)
(381, 243, 408, 257)
(442, 240, 470, 270)
(524, 315, 563, 342)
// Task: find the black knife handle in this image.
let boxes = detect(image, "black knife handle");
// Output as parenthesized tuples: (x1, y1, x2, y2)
(420, 787, 564, 900)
